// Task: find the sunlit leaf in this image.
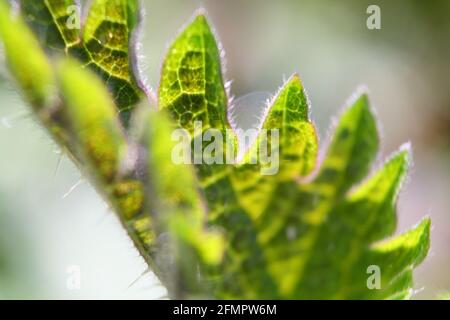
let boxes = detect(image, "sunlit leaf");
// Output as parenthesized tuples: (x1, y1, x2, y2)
(0, 1, 54, 107)
(232, 75, 318, 219)
(19, 0, 147, 117)
(56, 58, 156, 270)
(159, 13, 229, 133)
(157, 12, 430, 299)
(0, 3, 432, 300)
(18, 0, 80, 52)
(145, 110, 224, 297)
(82, 0, 146, 115)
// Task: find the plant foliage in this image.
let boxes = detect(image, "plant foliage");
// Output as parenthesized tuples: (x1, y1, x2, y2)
(0, 0, 430, 299)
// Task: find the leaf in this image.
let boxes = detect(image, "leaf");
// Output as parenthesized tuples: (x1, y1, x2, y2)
(231, 75, 319, 219)
(56, 58, 157, 271)
(1, 4, 431, 300)
(1, 0, 159, 287)
(362, 218, 430, 299)
(260, 75, 318, 178)
(17, 0, 80, 52)
(159, 14, 279, 299)
(159, 13, 229, 133)
(18, 0, 147, 117)
(158, 12, 430, 299)
(0, 0, 74, 153)
(56, 58, 126, 184)
(251, 95, 429, 299)
(145, 110, 224, 297)
(82, 0, 145, 114)
(315, 91, 379, 194)
(0, 1, 55, 107)
(159, 13, 240, 223)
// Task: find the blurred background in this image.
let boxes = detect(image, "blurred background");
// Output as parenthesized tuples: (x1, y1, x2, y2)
(0, 0, 448, 299)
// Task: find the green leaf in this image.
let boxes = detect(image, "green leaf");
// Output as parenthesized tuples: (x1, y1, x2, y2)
(1, 4, 432, 300)
(18, 0, 80, 52)
(159, 12, 240, 223)
(145, 110, 224, 297)
(315, 91, 379, 194)
(251, 97, 427, 299)
(362, 218, 430, 299)
(2, 0, 158, 288)
(159, 13, 229, 133)
(158, 12, 430, 299)
(18, 0, 147, 117)
(56, 58, 157, 272)
(347, 146, 411, 242)
(260, 74, 318, 178)
(231, 74, 319, 219)
(0, 0, 75, 154)
(0, 1, 55, 107)
(82, 0, 145, 114)
(56, 58, 126, 184)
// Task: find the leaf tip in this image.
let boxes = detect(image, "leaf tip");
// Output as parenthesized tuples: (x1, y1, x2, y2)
(348, 86, 370, 109)
(399, 141, 413, 159)
(342, 86, 378, 140)
(286, 72, 303, 88)
(415, 217, 431, 263)
(388, 143, 412, 169)
(190, 8, 211, 28)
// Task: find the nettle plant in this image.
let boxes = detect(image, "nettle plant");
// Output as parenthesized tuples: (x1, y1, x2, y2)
(0, 0, 430, 299)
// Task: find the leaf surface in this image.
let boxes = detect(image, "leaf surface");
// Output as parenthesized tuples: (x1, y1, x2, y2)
(18, 0, 147, 116)
(1, 3, 432, 299)
(56, 59, 156, 272)
(159, 14, 229, 133)
(159, 13, 430, 299)
(0, 1, 55, 107)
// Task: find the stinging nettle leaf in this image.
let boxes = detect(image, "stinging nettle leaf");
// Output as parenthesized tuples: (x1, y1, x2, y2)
(18, 0, 148, 118)
(231, 74, 319, 219)
(346, 147, 412, 242)
(0, 1, 55, 108)
(0, 0, 75, 153)
(56, 59, 157, 273)
(82, 0, 146, 114)
(347, 217, 430, 300)
(145, 110, 225, 297)
(315, 91, 379, 195)
(56, 58, 126, 184)
(159, 13, 229, 134)
(253, 93, 428, 299)
(0, 3, 432, 300)
(157, 11, 430, 299)
(159, 14, 280, 300)
(260, 74, 318, 178)
(17, 0, 81, 52)
(159, 12, 240, 221)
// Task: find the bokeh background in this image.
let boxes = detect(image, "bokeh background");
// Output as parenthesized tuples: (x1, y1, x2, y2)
(0, 0, 448, 299)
